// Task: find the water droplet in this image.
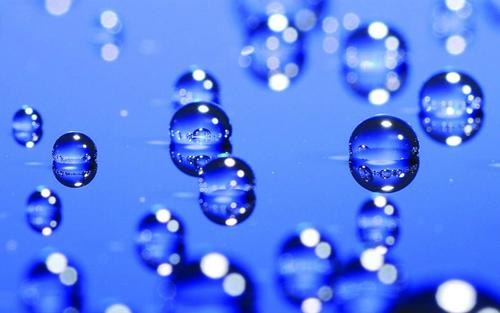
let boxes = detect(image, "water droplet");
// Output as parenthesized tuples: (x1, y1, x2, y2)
(433, 0, 475, 55)
(21, 251, 82, 312)
(170, 141, 232, 177)
(52, 132, 97, 188)
(342, 22, 408, 105)
(170, 102, 232, 146)
(237, 0, 325, 32)
(334, 259, 401, 313)
(95, 10, 124, 62)
(349, 115, 419, 193)
(419, 71, 483, 146)
(135, 205, 184, 276)
(173, 67, 220, 109)
(12, 105, 43, 148)
(277, 225, 338, 307)
(358, 196, 399, 252)
(164, 252, 255, 312)
(199, 157, 256, 226)
(26, 186, 62, 236)
(239, 22, 304, 92)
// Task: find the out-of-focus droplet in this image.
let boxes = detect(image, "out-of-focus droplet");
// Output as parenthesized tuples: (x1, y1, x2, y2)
(173, 67, 220, 109)
(170, 102, 232, 146)
(419, 71, 483, 146)
(164, 252, 255, 312)
(21, 251, 82, 313)
(44, 0, 72, 16)
(358, 196, 399, 252)
(12, 105, 43, 148)
(433, 0, 475, 55)
(52, 132, 97, 188)
(95, 10, 124, 62)
(342, 22, 408, 105)
(277, 225, 338, 310)
(26, 186, 62, 236)
(135, 205, 184, 277)
(349, 115, 419, 193)
(199, 157, 256, 226)
(239, 22, 304, 92)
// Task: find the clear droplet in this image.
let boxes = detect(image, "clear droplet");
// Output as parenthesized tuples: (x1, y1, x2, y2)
(27, 186, 62, 236)
(349, 115, 419, 193)
(170, 102, 232, 146)
(199, 157, 256, 226)
(52, 132, 97, 188)
(12, 105, 43, 148)
(419, 71, 483, 146)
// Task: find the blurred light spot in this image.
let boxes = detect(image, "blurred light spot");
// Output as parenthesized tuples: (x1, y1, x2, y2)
(198, 104, 209, 113)
(223, 273, 246, 296)
(100, 10, 119, 29)
(374, 195, 387, 207)
(301, 298, 322, 313)
(343, 13, 360, 30)
(300, 228, 320, 247)
(368, 22, 389, 39)
(446, 72, 461, 83)
(360, 248, 384, 271)
(446, 136, 462, 146)
(323, 36, 339, 54)
(446, 0, 467, 11)
(446, 35, 467, 55)
(322, 16, 339, 34)
(436, 280, 477, 313)
(101, 43, 120, 62)
(378, 264, 398, 284)
(200, 253, 229, 279)
(192, 69, 206, 81)
(105, 304, 132, 313)
(268, 14, 289, 32)
(46, 252, 68, 274)
(59, 267, 78, 286)
(120, 110, 128, 117)
(45, 0, 72, 16)
(268, 73, 290, 91)
(368, 89, 390, 105)
(157, 263, 173, 276)
(155, 208, 171, 223)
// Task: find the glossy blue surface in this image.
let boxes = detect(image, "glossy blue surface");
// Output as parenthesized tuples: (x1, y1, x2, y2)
(1, 0, 500, 312)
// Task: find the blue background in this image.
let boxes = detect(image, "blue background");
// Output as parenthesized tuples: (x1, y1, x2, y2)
(1, 0, 500, 311)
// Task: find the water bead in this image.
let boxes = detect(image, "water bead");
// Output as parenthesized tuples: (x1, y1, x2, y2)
(334, 259, 402, 313)
(349, 115, 419, 193)
(357, 196, 399, 253)
(21, 251, 82, 313)
(26, 186, 62, 236)
(199, 157, 256, 226)
(96, 10, 124, 62)
(173, 68, 220, 109)
(237, 0, 326, 32)
(170, 141, 232, 177)
(419, 71, 483, 146)
(170, 102, 232, 146)
(391, 279, 500, 313)
(135, 205, 184, 276)
(433, 0, 474, 55)
(239, 22, 304, 92)
(342, 22, 408, 105)
(52, 132, 97, 188)
(277, 226, 338, 306)
(165, 252, 255, 312)
(12, 105, 43, 148)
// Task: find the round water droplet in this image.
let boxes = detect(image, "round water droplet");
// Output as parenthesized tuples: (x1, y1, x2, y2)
(52, 132, 97, 188)
(170, 141, 232, 177)
(12, 105, 43, 148)
(135, 205, 185, 276)
(27, 186, 62, 236)
(21, 251, 82, 313)
(357, 196, 399, 252)
(95, 10, 124, 62)
(433, 0, 474, 55)
(173, 68, 220, 109)
(237, 0, 326, 32)
(277, 225, 338, 306)
(342, 22, 408, 105)
(199, 157, 256, 226)
(170, 102, 232, 146)
(349, 115, 419, 193)
(334, 259, 402, 313)
(419, 71, 483, 146)
(239, 22, 304, 92)
(392, 279, 500, 313)
(164, 252, 255, 312)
